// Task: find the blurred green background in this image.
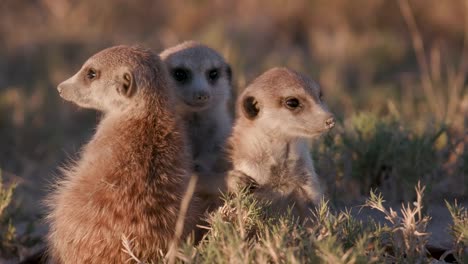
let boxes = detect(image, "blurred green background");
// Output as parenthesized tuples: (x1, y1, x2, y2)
(0, 0, 466, 253)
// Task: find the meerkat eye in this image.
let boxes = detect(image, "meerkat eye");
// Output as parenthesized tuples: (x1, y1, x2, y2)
(319, 91, 324, 101)
(207, 68, 219, 82)
(86, 68, 97, 80)
(284, 97, 300, 110)
(172, 68, 189, 83)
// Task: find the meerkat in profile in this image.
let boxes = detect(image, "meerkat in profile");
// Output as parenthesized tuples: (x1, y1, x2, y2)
(227, 67, 335, 217)
(160, 41, 233, 204)
(47, 46, 196, 263)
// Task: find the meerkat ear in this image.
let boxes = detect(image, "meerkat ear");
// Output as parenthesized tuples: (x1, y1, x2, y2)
(242, 95, 260, 119)
(118, 72, 136, 98)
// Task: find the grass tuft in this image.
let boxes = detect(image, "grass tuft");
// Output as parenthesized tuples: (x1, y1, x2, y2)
(445, 199, 468, 262)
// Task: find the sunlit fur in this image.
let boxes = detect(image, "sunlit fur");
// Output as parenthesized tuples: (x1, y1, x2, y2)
(227, 67, 335, 217)
(160, 41, 233, 209)
(47, 46, 196, 263)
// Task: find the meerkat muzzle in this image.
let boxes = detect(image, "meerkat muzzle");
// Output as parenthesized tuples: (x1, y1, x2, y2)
(325, 117, 335, 129)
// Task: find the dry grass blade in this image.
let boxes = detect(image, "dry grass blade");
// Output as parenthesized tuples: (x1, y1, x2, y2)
(165, 175, 197, 264)
(0, 171, 16, 217)
(364, 181, 431, 262)
(398, 0, 440, 120)
(445, 199, 468, 262)
(448, 0, 468, 120)
(121, 234, 145, 264)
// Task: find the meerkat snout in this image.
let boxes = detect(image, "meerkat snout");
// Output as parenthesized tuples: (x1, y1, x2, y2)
(325, 116, 335, 129)
(57, 84, 63, 96)
(192, 87, 211, 105)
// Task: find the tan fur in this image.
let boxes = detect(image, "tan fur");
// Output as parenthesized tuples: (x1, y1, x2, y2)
(227, 67, 335, 217)
(47, 46, 196, 263)
(160, 41, 233, 210)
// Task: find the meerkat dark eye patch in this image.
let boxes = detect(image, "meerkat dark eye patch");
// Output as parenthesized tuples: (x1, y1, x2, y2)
(242, 96, 260, 119)
(207, 68, 219, 82)
(172, 68, 190, 83)
(284, 97, 300, 110)
(86, 68, 98, 81)
(226, 65, 232, 83)
(117, 72, 136, 98)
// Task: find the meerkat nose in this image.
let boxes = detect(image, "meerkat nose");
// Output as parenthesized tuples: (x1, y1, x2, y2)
(57, 84, 63, 94)
(325, 116, 335, 129)
(195, 91, 210, 102)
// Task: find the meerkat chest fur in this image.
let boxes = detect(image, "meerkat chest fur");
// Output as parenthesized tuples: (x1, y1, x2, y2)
(183, 107, 231, 159)
(232, 126, 314, 193)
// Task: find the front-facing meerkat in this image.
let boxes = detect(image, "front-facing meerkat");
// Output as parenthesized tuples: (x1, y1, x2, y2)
(227, 67, 335, 217)
(47, 46, 194, 263)
(160, 41, 233, 202)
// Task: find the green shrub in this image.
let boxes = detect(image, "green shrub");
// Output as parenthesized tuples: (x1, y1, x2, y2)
(314, 112, 448, 201)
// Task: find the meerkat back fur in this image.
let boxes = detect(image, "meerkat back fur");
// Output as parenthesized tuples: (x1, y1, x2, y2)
(227, 67, 335, 217)
(47, 46, 195, 263)
(160, 41, 233, 202)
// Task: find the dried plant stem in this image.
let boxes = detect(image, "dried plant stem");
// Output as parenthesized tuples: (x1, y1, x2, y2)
(448, 0, 468, 121)
(166, 175, 197, 264)
(398, 0, 441, 121)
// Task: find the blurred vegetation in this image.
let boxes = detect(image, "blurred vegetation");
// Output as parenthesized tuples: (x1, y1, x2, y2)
(0, 0, 467, 262)
(0, 170, 39, 260)
(445, 199, 468, 262)
(0, 170, 17, 257)
(312, 112, 461, 203)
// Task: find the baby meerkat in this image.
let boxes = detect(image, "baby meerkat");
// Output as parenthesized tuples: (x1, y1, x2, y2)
(47, 46, 195, 263)
(227, 67, 335, 217)
(160, 41, 233, 202)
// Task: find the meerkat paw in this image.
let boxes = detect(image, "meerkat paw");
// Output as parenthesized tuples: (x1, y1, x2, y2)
(226, 170, 258, 193)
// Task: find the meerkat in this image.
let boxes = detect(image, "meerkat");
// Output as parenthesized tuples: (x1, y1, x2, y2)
(46, 45, 196, 263)
(226, 67, 335, 217)
(160, 41, 233, 204)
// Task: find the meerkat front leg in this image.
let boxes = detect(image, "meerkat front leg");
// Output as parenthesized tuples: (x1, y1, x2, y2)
(227, 170, 259, 193)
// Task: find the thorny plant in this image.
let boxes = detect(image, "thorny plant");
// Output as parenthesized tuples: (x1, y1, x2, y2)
(364, 181, 431, 263)
(445, 199, 468, 263)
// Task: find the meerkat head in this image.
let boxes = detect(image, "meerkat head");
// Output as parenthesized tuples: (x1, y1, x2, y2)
(238, 67, 335, 138)
(160, 41, 232, 112)
(57, 45, 166, 113)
